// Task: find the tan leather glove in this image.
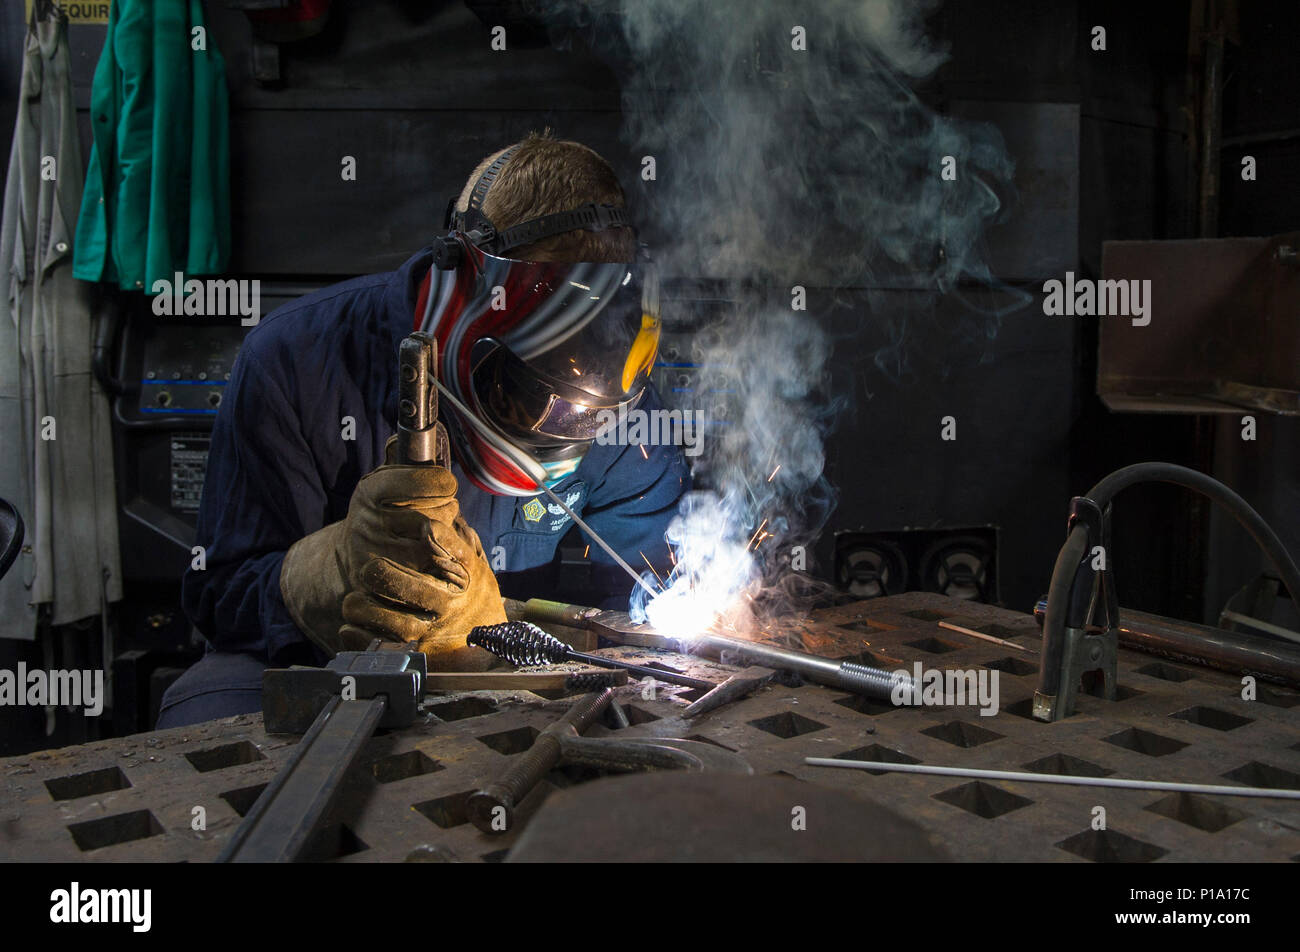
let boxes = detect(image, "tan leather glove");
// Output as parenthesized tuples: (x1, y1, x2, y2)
(278, 441, 506, 670)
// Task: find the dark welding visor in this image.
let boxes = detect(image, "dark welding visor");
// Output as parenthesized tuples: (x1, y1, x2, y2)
(468, 259, 660, 456)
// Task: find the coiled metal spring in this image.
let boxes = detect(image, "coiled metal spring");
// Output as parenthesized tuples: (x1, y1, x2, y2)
(468, 621, 573, 667)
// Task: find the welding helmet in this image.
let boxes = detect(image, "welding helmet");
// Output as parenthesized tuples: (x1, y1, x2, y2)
(420, 149, 660, 496)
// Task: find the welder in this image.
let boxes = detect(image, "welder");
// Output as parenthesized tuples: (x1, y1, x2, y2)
(158, 133, 689, 728)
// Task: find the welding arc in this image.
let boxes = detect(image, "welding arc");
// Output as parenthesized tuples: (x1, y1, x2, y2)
(805, 758, 1300, 801)
(430, 375, 660, 601)
(468, 621, 715, 691)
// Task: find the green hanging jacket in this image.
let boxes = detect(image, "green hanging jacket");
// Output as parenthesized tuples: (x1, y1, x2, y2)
(73, 0, 231, 291)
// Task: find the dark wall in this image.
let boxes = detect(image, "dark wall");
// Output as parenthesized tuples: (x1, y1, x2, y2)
(1, 0, 1295, 629)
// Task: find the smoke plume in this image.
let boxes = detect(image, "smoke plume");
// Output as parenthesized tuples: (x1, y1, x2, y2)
(550, 0, 1018, 633)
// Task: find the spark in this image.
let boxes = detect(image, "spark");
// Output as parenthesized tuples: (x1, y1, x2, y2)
(639, 443, 649, 459)
(583, 545, 590, 559)
(570, 281, 591, 291)
(572, 367, 582, 376)
(746, 518, 769, 549)
(640, 551, 665, 589)
(767, 464, 781, 482)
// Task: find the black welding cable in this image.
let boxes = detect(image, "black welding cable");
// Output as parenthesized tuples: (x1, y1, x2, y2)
(1038, 462, 1300, 701)
(1084, 462, 1300, 618)
(1038, 522, 1090, 697)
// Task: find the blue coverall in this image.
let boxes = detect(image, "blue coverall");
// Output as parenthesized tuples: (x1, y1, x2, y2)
(157, 247, 689, 727)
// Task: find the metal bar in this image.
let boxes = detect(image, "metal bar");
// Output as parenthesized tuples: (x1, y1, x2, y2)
(217, 695, 386, 863)
(1219, 609, 1300, 645)
(805, 758, 1300, 801)
(564, 648, 715, 692)
(424, 669, 628, 692)
(467, 688, 614, 834)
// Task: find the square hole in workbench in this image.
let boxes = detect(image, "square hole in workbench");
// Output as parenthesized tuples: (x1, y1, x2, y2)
(686, 734, 738, 751)
(1145, 792, 1247, 833)
(371, 749, 443, 784)
(1103, 727, 1189, 757)
(834, 694, 899, 716)
(769, 770, 805, 782)
(427, 697, 497, 721)
(979, 623, 1032, 641)
(1221, 761, 1300, 791)
(67, 810, 164, 852)
(903, 609, 949, 622)
(933, 781, 1032, 818)
(748, 711, 828, 739)
(674, 687, 710, 703)
(1170, 706, 1254, 732)
(1056, 828, 1168, 863)
(834, 619, 894, 635)
(301, 824, 368, 861)
(184, 740, 265, 773)
(412, 790, 475, 829)
(832, 744, 919, 775)
(1021, 753, 1114, 778)
(1135, 662, 1195, 683)
(984, 656, 1037, 676)
(921, 720, 1004, 748)
(219, 783, 269, 817)
(1255, 687, 1300, 709)
(614, 705, 662, 727)
(477, 726, 540, 754)
(44, 765, 131, 801)
(905, 637, 961, 655)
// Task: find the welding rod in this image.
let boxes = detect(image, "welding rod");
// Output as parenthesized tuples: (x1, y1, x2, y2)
(804, 758, 1300, 801)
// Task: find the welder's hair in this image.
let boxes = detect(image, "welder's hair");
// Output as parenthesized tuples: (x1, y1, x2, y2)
(457, 131, 637, 263)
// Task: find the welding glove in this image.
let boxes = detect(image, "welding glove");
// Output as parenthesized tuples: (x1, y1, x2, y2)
(278, 439, 506, 670)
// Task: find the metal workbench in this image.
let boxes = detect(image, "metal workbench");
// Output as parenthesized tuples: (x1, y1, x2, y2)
(3, 593, 1298, 862)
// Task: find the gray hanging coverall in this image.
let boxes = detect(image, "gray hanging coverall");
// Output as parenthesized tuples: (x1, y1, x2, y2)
(0, 12, 122, 643)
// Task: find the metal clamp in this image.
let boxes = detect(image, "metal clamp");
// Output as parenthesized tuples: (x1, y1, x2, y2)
(1034, 496, 1120, 722)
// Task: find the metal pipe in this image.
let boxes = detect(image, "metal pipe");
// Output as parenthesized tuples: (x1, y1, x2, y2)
(1034, 600, 1300, 689)
(805, 758, 1300, 801)
(690, 633, 910, 700)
